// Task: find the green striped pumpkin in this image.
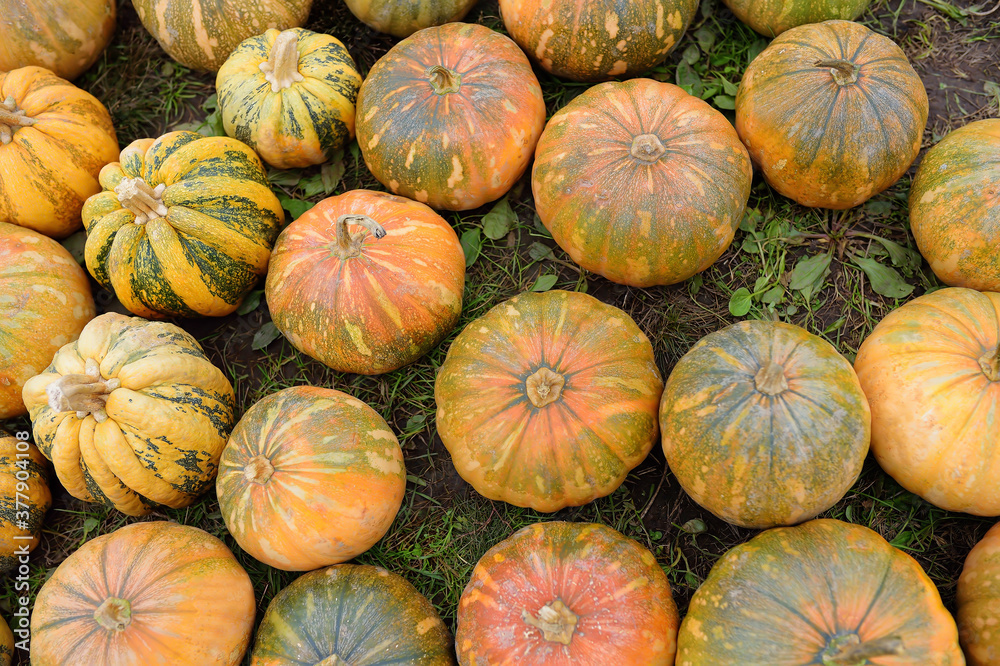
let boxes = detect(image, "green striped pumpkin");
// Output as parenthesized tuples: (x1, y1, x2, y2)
(722, 0, 871, 36)
(0, 430, 50, 573)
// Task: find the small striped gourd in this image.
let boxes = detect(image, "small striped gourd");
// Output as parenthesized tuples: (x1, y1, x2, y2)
(0, 430, 51, 574)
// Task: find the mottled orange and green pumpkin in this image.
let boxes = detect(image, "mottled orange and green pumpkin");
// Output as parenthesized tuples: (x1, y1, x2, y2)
(435, 290, 663, 512)
(252, 564, 455, 666)
(0, 66, 119, 238)
(355, 22, 546, 211)
(0, 616, 10, 666)
(909, 119, 1000, 292)
(31, 521, 255, 666)
(266, 190, 465, 375)
(343, 0, 478, 37)
(131, 0, 313, 72)
(532, 79, 752, 287)
(457, 521, 679, 665)
(499, 0, 697, 82)
(958, 522, 1000, 665)
(660, 321, 871, 529)
(22, 312, 236, 517)
(722, 0, 870, 36)
(82, 131, 284, 318)
(676, 519, 965, 664)
(854, 288, 1000, 516)
(0, 0, 116, 80)
(217, 386, 406, 571)
(0, 430, 50, 574)
(0, 222, 95, 419)
(216, 28, 362, 169)
(736, 20, 928, 210)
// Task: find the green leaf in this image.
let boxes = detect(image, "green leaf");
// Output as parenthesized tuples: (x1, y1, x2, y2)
(533, 212, 552, 238)
(461, 228, 482, 268)
(61, 231, 87, 265)
(741, 238, 759, 254)
(760, 285, 784, 304)
(740, 208, 762, 232)
(482, 196, 517, 240)
(675, 60, 703, 96)
(682, 44, 701, 65)
(531, 273, 558, 292)
(851, 256, 914, 298)
(720, 77, 739, 96)
(748, 38, 768, 64)
(729, 287, 752, 316)
(269, 169, 304, 187)
(528, 242, 554, 262)
(713, 94, 735, 110)
(404, 414, 426, 431)
(201, 93, 218, 113)
(984, 80, 1000, 111)
(754, 275, 770, 292)
(348, 140, 361, 162)
(694, 26, 716, 52)
(687, 273, 703, 297)
(82, 517, 99, 533)
(252, 322, 282, 350)
(788, 252, 832, 300)
(322, 157, 345, 194)
(278, 195, 314, 221)
(299, 173, 326, 198)
(681, 518, 707, 534)
(201, 110, 226, 137)
(864, 200, 894, 216)
(869, 237, 922, 271)
(236, 289, 263, 315)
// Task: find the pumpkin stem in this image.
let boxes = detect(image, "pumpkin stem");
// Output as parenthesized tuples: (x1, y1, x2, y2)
(525, 367, 565, 408)
(45, 358, 120, 424)
(824, 635, 904, 665)
(0, 95, 37, 144)
(522, 599, 578, 645)
(94, 597, 132, 632)
(631, 133, 666, 162)
(314, 656, 351, 666)
(980, 343, 1000, 382)
(427, 65, 462, 95)
(754, 361, 788, 396)
(260, 29, 305, 92)
(333, 214, 387, 259)
(244, 455, 275, 485)
(815, 59, 861, 86)
(115, 177, 168, 225)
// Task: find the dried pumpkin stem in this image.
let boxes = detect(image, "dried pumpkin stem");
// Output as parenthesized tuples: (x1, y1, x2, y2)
(260, 29, 305, 92)
(94, 597, 132, 632)
(522, 599, 578, 645)
(314, 655, 351, 666)
(525, 367, 565, 408)
(427, 65, 462, 95)
(824, 635, 904, 665)
(333, 214, 387, 259)
(0, 95, 36, 145)
(244, 455, 275, 484)
(115, 177, 168, 225)
(980, 343, 1000, 381)
(631, 133, 666, 162)
(754, 361, 788, 396)
(45, 358, 120, 423)
(815, 59, 861, 86)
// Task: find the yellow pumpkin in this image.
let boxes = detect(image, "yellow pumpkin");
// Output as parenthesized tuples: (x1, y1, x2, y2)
(0, 430, 51, 574)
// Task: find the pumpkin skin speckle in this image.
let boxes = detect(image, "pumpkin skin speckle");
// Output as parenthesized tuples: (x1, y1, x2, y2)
(0, 431, 51, 574)
(958, 522, 1000, 665)
(532, 78, 752, 287)
(435, 290, 663, 512)
(344, 0, 479, 37)
(909, 119, 1000, 292)
(457, 521, 679, 665)
(735, 20, 928, 210)
(722, 0, 870, 36)
(0, 617, 10, 666)
(676, 519, 965, 665)
(499, 0, 698, 82)
(356, 22, 546, 211)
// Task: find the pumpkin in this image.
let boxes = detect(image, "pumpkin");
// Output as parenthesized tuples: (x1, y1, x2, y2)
(735, 20, 928, 209)
(457, 521, 679, 665)
(676, 519, 965, 664)
(266, 190, 465, 375)
(722, 0, 871, 36)
(0, 0, 116, 80)
(958, 522, 1000, 665)
(0, 430, 51, 574)
(216, 28, 362, 169)
(343, 0, 479, 37)
(132, 0, 313, 72)
(435, 290, 663, 512)
(81, 131, 284, 318)
(252, 564, 454, 665)
(532, 78, 752, 287)
(660, 320, 871, 528)
(0, 616, 10, 666)
(356, 22, 546, 211)
(0, 66, 119, 238)
(909, 119, 1000, 292)
(22, 312, 236, 516)
(217, 386, 406, 571)
(31, 521, 255, 666)
(854, 287, 1000, 515)
(0, 222, 95, 418)
(498, 0, 698, 82)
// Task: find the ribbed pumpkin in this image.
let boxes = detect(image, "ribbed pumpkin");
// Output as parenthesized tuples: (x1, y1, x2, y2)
(217, 386, 406, 571)
(499, 0, 698, 82)
(0, 616, 10, 666)
(31, 521, 255, 666)
(356, 22, 546, 211)
(677, 519, 965, 664)
(910, 119, 1000, 292)
(958, 522, 1000, 665)
(532, 79, 752, 287)
(0, 430, 50, 574)
(344, 0, 478, 37)
(722, 0, 870, 36)
(854, 288, 1000, 516)
(736, 20, 928, 209)
(266, 190, 465, 375)
(0, 222, 94, 419)
(0, 66, 119, 238)
(660, 321, 871, 528)
(253, 564, 454, 665)
(217, 28, 362, 169)
(0, 0, 116, 80)
(22, 312, 236, 517)
(132, 0, 313, 72)
(435, 290, 663, 512)
(81, 131, 284, 318)
(457, 521, 679, 665)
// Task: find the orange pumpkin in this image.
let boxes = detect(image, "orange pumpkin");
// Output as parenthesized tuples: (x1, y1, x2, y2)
(457, 521, 679, 664)
(216, 386, 406, 571)
(31, 521, 256, 665)
(435, 290, 664, 512)
(855, 287, 1000, 515)
(958, 522, 1000, 665)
